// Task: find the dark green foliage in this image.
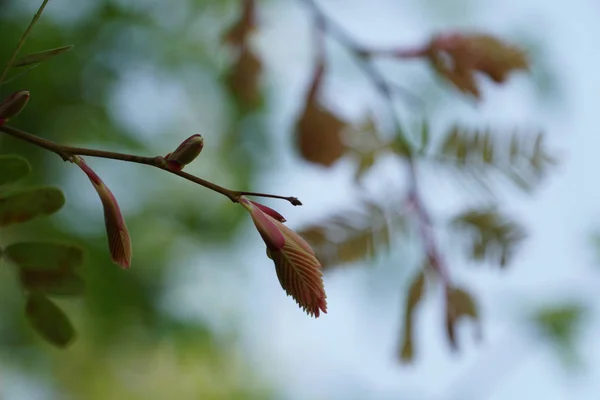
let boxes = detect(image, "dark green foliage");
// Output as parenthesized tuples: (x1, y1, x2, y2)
(0, 154, 31, 185)
(25, 293, 76, 348)
(3, 242, 84, 271)
(0, 186, 65, 226)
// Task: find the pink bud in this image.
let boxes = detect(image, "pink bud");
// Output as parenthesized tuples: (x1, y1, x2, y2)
(239, 196, 285, 250)
(73, 157, 132, 269)
(0, 91, 30, 124)
(164, 134, 204, 171)
(250, 200, 286, 222)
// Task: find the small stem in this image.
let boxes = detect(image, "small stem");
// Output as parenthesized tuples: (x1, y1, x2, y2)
(0, 0, 50, 85)
(0, 124, 301, 206)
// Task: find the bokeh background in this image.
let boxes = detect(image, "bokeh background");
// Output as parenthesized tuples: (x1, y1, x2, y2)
(1, 0, 599, 399)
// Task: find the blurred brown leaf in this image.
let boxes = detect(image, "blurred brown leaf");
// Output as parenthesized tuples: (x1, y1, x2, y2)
(399, 269, 426, 363)
(427, 33, 529, 98)
(451, 207, 526, 268)
(445, 286, 480, 351)
(296, 63, 348, 167)
(226, 47, 263, 108)
(221, 0, 256, 48)
(436, 126, 557, 194)
(297, 200, 402, 269)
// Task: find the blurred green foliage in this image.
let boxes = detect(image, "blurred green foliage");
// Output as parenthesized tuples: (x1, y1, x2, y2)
(1, 0, 274, 398)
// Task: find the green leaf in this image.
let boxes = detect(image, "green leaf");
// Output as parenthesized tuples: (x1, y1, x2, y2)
(532, 303, 586, 367)
(19, 269, 85, 296)
(0, 155, 32, 186)
(12, 45, 74, 68)
(0, 186, 65, 227)
(25, 293, 76, 348)
(3, 242, 84, 271)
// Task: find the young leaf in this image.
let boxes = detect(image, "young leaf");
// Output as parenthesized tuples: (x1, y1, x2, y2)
(0, 186, 65, 227)
(399, 269, 426, 363)
(25, 293, 76, 348)
(0, 155, 31, 186)
(13, 45, 74, 68)
(3, 242, 84, 271)
(445, 287, 480, 351)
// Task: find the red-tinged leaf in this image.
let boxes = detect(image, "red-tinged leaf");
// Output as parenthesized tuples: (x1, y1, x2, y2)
(73, 157, 131, 268)
(268, 222, 327, 318)
(0, 90, 30, 122)
(250, 200, 286, 222)
(25, 294, 75, 348)
(427, 32, 528, 98)
(239, 197, 285, 250)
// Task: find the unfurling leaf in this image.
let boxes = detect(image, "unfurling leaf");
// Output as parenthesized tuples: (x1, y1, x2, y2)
(226, 47, 262, 108)
(426, 33, 528, 98)
(296, 63, 347, 167)
(445, 286, 480, 351)
(72, 157, 131, 268)
(240, 196, 327, 317)
(25, 293, 76, 348)
(0, 155, 32, 186)
(399, 269, 426, 363)
(164, 134, 204, 171)
(452, 207, 526, 268)
(13, 45, 73, 67)
(0, 90, 30, 124)
(221, 0, 256, 47)
(0, 186, 64, 227)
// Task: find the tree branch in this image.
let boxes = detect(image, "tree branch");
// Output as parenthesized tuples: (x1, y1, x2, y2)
(0, 124, 301, 206)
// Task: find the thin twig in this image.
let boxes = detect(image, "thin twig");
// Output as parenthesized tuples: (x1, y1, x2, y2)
(0, 124, 301, 206)
(0, 0, 50, 85)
